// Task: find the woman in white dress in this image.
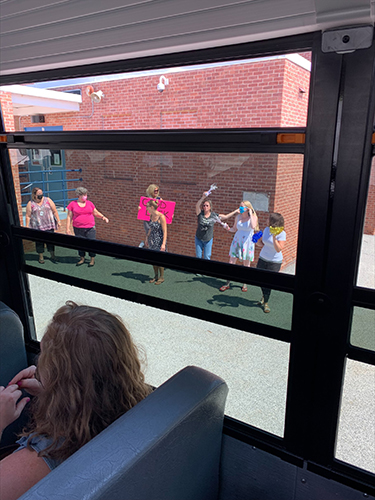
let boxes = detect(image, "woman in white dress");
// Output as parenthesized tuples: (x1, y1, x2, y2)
(219, 201, 259, 292)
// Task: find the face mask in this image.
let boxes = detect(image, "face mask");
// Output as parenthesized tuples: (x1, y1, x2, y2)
(239, 206, 246, 213)
(37, 195, 43, 200)
(81, 195, 87, 201)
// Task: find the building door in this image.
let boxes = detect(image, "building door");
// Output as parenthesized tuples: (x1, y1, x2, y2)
(22, 126, 67, 208)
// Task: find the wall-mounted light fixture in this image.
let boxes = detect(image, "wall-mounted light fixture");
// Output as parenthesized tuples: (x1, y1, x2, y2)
(157, 76, 169, 92)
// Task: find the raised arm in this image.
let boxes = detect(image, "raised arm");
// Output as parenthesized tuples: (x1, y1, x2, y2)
(250, 210, 258, 230)
(219, 208, 240, 221)
(48, 198, 61, 227)
(195, 192, 208, 215)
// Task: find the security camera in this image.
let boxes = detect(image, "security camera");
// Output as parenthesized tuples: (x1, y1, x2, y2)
(157, 76, 169, 92)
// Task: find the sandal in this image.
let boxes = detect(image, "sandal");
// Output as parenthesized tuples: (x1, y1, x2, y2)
(241, 285, 247, 292)
(149, 276, 158, 283)
(257, 297, 264, 306)
(264, 304, 270, 313)
(38, 258, 45, 264)
(219, 284, 230, 292)
(155, 278, 164, 285)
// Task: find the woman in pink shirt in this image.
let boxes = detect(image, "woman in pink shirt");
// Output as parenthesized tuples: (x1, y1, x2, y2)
(66, 187, 109, 267)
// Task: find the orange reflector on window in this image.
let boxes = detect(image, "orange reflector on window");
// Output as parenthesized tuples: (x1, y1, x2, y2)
(372, 132, 375, 144)
(0, 135, 7, 143)
(277, 133, 305, 144)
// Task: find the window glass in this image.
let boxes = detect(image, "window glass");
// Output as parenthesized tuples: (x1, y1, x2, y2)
(14, 148, 302, 278)
(22, 241, 293, 332)
(335, 359, 375, 473)
(0, 53, 311, 133)
(27, 273, 290, 437)
(356, 157, 375, 289)
(350, 307, 375, 352)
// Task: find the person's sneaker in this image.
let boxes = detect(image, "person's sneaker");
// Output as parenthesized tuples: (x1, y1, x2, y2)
(139, 241, 145, 248)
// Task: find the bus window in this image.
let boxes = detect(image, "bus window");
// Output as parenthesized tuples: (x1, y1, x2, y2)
(0, 53, 311, 133)
(356, 156, 375, 290)
(21, 240, 294, 334)
(26, 273, 290, 437)
(13, 148, 303, 276)
(335, 358, 375, 473)
(350, 307, 375, 352)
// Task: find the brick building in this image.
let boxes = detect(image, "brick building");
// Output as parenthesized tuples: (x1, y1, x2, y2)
(1, 53, 374, 268)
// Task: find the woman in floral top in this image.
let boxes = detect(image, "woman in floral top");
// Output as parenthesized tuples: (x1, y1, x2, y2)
(26, 187, 61, 264)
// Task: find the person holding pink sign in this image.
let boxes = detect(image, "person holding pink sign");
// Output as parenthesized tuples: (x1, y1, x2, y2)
(138, 184, 162, 247)
(145, 200, 167, 285)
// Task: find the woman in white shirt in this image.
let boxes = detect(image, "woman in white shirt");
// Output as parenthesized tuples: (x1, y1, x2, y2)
(256, 213, 286, 313)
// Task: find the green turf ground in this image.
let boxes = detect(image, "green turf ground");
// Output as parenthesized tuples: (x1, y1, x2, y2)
(24, 246, 293, 331)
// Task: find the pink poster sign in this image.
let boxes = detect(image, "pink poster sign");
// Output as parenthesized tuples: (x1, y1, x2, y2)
(137, 197, 176, 224)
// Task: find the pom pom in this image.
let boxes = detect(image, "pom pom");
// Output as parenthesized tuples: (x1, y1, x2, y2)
(252, 231, 263, 243)
(206, 183, 218, 196)
(270, 226, 284, 236)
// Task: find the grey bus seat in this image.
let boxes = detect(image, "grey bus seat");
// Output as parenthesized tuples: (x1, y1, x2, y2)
(19, 365, 228, 500)
(0, 301, 28, 447)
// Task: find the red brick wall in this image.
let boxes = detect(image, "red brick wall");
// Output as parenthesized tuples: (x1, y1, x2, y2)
(280, 60, 310, 127)
(0, 92, 23, 224)
(19, 59, 292, 131)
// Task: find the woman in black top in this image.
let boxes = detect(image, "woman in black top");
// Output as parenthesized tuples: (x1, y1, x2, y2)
(195, 192, 218, 260)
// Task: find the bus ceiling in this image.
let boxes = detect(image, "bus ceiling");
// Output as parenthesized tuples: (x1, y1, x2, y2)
(0, 1, 375, 82)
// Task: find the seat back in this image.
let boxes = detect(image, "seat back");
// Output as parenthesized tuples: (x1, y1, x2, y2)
(19, 366, 228, 500)
(0, 302, 28, 446)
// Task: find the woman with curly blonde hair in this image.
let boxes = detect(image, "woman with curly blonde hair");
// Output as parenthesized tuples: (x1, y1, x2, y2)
(0, 301, 151, 500)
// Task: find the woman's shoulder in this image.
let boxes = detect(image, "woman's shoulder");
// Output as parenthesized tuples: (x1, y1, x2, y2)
(15, 434, 63, 470)
(67, 199, 77, 208)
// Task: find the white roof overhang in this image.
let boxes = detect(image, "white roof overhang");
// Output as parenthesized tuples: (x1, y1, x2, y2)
(0, 85, 82, 115)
